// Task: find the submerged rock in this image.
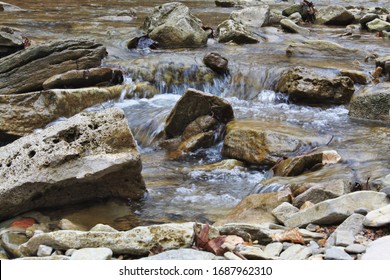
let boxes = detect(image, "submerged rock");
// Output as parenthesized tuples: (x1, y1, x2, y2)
(19, 223, 195, 256)
(0, 85, 126, 136)
(0, 39, 107, 95)
(143, 2, 207, 48)
(216, 19, 259, 44)
(316, 5, 355, 26)
(0, 108, 146, 220)
(276, 66, 355, 105)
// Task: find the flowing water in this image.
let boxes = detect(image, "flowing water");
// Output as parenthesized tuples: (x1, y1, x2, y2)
(2, 0, 390, 229)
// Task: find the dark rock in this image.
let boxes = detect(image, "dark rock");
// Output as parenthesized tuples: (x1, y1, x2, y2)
(215, 0, 235, 7)
(203, 52, 229, 74)
(360, 14, 380, 28)
(0, 31, 23, 58)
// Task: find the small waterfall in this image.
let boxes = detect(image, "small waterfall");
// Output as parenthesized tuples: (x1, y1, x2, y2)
(119, 75, 137, 102)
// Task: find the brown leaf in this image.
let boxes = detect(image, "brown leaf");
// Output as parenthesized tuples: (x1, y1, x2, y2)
(205, 236, 227, 256)
(272, 228, 306, 245)
(194, 223, 210, 250)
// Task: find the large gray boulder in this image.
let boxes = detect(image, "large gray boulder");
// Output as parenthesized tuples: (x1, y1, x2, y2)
(316, 6, 355, 26)
(19, 223, 195, 256)
(0, 85, 126, 136)
(143, 2, 208, 48)
(0, 107, 146, 220)
(349, 82, 390, 122)
(216, 19, 259, 44)
(276, 66, 355, 105)
(284, 191, 389, 228)
(367, 18, 390, 32)
(0, 39, 106, 95)
(230, 6, 270, 28)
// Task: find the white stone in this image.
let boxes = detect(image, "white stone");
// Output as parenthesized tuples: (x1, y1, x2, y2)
(70, 248, 113, 260)
(272, 202, 299, 224)
(363, 204, 390, 227)
(224, 251, 243, 260)
(142, 249, 220, 260)
(37, 245, 53, 257)
(345, 244, 366, 254)
(89, 224, 118, 232)
(326, 214, 365, 247)
(362, 236, 390, 260)
(280, 244, 312, 260)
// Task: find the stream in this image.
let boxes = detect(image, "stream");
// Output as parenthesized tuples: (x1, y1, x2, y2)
(2, 0, 390, 230)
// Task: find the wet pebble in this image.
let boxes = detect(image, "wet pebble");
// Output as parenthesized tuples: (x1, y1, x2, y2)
(345, 244, 366, 254)
(325, 247, 353, 260)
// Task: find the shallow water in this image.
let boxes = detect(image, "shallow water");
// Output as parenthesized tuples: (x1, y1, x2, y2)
(2, 0, 390, 228)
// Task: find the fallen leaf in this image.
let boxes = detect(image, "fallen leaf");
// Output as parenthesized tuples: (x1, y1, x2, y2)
(194, 223, 210, 250)
(9, 217, 37, 229)
(205, 236, 227, 256)
(272, 228, 306, 245)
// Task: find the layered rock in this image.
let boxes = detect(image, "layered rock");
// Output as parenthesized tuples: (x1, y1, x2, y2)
(276, 66, 355, 105)
(316, 6, 355, 26)
(0, 31, 23, 58)
(143, 2, 208, 48)
(230, 6, 270, 28)
(348, 82, 390, 122)
(216, 19, 259, 44)
(0, 85, 126, 136)
(0, 39, 106, 95)
(0, 107, 146, 220)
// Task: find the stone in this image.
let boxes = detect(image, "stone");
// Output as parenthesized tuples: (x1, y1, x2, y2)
(285, 192, 388, 228)
(1, 231, 29, 257)
(42, 67, 124, 90)
(273, 152, 323, 177)
(354, 208, 368, 216)
(142, 248, 219, 260)
(264, 242, 283, 257)
(0, 108, 146, 220)
(165, 88, 234, 138)
(175, 132, 215, 155)
(0, 31, 23, 58)
(58, 219, 86, 231)
(218, 223, 277, 244)
(133, 82, 158, 99)
(362, 236, 390, 260)
(18, 255, 70, 260)
(239, 246, 272, 260)
(0, 2, 25, 12)
(276, 66, 355, 105)
(203, 52, 229, 75)
(0, 246, 8, 259)
(280, 244, 312, 260)
(335, 230, 355, 247)
(70, 248, 113, 260)
(286, 40, 362, 59)
(316, 5, 355, 26)
(0, 39, 106, 95)
(37, 245, 53, 257)
(230, 6, 270, 28)
(280, 19, 309, 35)
(89, 224, 118, 232)
(326, 214, 365, 247)
(222, 121, 306, 165)
(0, 85, 126, 137)
(363, 204, 390, 227)
(360, 14, 380, 28)
(325, 247, 353, 260)
(367, 19, 390, 32)
(19, 222, 195, 256)
(191, 159, 245, 172)
(282, 5, 301, 17)
(65, 249, 77, 256)
(339, 69, 369, 84)
(292, 179, 347, 208)
(143, 2, 207, 48)
(271, 202, 299, 225)
(345, 244, 366, 254)
(216, 19, 259, 44)
(213, 192, 291, 226)
(215, 0, 236, 8)
(288, 12, 302, 24)
(349, 82, 390, 122)
(375, 56, 390, 75)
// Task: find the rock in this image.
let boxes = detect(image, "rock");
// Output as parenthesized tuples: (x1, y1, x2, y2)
(1, 231, 29, 257)
(216, 19, 259, 44)
(339, 69, 369, 84)
(0, 2, 25, 12)
(143, 2, 207, 48)
(264, 242, 283, 257)
(345, 244, 366, 254)
(165, 88, 234, 138)
(284, 192, 388, 228)
(213, 192, 291, 226)
(367, 18, 390, 32)
(175, 131, 215, 155)
(288, 12, 302, 24)
(0, 108, 146, 220)
(222, 121, 307, 165)
(133, 81, 158, 99)
(363, 204, 390, 227)
(203, 52, 229, 75)
(362, 236, 390, 260)
(271, 202, 299, 225)
(286, 40, 361, 59)
(280, 19, 309, 35)
(0, 39, 107, 95)
(224, 251, 242, 260)
(142, 248, 219, 260)
(19, 223, 195, 256)
(218, 223, 276, 244)
(0, 246, 8, 259)
(326, 214, 365, 247)
(239, 246, 272, 260)
(282, 5, 301, 17)
(0, 85, 126, 136)
(58, 219, 86, 231)
(292, 179, 347, 208)
(276, 66, 355, 105)
(273, 152, 323, 177)
(325, 247, 353, 260)
(354, 208, 368, 216)
(348, 82, 390, 122)
(230, 6, 270, 28)
(191, 159, 245, 172)
(89, 224, 118, 232)
(42, 67, 124, 90)
(37, 245, 53, 257)
(360, 14, 380, 28)
(335, 230, 355, 247)
(316, 5, 355, 26)
(65, 249, 77, 256)
(280, 244, 312, 260)
(215, 0, 236, 7)
(70, 248, 113, 260)
(0, 31, 23, 58)
(375, 56, 390, 75)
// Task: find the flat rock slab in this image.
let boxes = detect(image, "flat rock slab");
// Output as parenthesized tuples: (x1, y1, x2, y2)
(0, 85, 126, 136)
(70, 248, 113, 260)
(326, 214, 365, 247)
(0, 107, 146, 220)
(19, 223, 195, 256)
(285, 192, 389, 228)
(0, 38, 106, 95)
(325, 247, 353, 260)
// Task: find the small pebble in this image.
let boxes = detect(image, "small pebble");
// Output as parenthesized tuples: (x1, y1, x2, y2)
(325, 247, 353, 260)
(37, 245, 53, 257)
(345, 244, 366, 254)
(354, 208, 368, 216)
(306, 224, 318, 232)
